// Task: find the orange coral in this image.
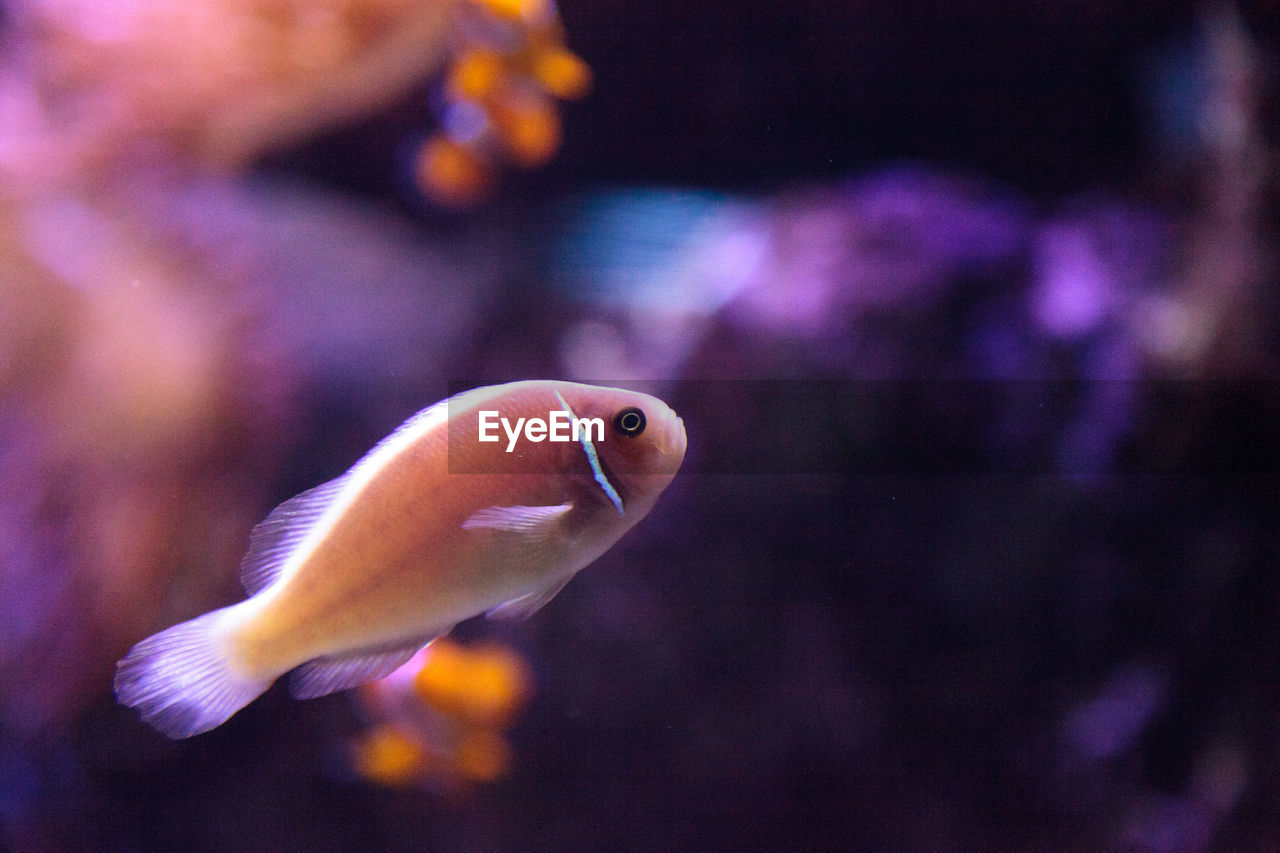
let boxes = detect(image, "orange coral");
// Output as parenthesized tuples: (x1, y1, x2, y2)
(416, 0, 591, 207)
(413, 639, 533, 727)
(454, 728, 513, 781)
(416, 138, 495, 208)
(448, 50, 509, 101)
(352, 724, 429, 787)
(352, 638, 534, 790)
(491, 97, 563, 168)
(473, 0, 552, 23)
(532, 48, 593, 100)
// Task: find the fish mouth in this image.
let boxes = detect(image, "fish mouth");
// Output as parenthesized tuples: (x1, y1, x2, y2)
(662, 415, 688, 459)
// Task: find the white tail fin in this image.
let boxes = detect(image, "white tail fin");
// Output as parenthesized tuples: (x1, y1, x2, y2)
(114, 606, 271, 738)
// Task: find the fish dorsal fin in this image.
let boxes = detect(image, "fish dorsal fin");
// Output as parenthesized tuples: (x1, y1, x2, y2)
(486, 574, 574, 622)
(354, 398, 449, 469)
(289, 636, 441, 699)
(239, 472, 352, 596)
(240, 400, 451, 597)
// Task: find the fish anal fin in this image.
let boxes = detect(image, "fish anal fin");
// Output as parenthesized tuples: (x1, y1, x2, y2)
(289, 636, 440, 699)
(240, 473, 351, 596)
(486, 574, 574, 622)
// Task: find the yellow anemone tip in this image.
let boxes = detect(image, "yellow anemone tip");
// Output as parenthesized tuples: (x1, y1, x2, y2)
(533, 48, 592, 100)
(414, 639, 534, 724)
(416, 138, 494, 208)
(493, 99, 562, 168)
(473, 0, 551, 23)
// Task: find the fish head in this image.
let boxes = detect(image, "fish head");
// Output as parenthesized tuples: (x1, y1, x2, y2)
(556, 383, 687, 515)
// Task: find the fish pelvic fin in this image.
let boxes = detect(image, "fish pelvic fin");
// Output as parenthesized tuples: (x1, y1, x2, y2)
(114, 606, 271, 739)
(486, 574, 574, 621)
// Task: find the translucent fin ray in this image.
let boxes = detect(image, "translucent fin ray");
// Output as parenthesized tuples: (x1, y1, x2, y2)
(240, 473, 351, 596)
(486, 574, 574, 621)
(461, 502, 573, 574)
(461, 503, 573, 536)
(289, 638, 437, 699)
(114, 607, 271, 739)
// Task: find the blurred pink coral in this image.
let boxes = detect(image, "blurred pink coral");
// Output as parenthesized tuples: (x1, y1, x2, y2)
(0, 0, 544, 736)
(0, 169, 498, 734)
(0, 176, 319, 732)
(0, 0, 461, 187)
(0, 0, 589, 205)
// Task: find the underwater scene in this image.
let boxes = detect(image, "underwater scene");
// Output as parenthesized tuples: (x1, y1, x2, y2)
(2, 0, 1280, 850)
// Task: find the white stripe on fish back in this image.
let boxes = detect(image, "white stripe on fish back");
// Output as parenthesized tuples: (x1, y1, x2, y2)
(279, 397, 452, 577)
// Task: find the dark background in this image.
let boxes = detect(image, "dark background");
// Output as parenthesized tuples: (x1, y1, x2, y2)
(273, 1, 1277, 201)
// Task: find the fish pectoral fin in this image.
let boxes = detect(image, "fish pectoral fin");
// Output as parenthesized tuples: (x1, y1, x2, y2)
(461, 502, 573, 536)
(486, 575, 575, 622)
(461, 502, 574, 580)
(289, 636, 442, 699)
(464, 504, 577, 621)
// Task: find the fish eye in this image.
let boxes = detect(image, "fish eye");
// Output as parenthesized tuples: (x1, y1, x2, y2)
(612, 407, 646, 437)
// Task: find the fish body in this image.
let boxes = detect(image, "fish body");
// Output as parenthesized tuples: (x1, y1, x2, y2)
(116, 380, 686, 738)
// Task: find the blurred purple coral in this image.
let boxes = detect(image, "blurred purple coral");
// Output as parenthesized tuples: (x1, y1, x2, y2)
(1062, 663, 1170, 762)
(723, 170, 1026, 342)
(552, 172, 1027, 382)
